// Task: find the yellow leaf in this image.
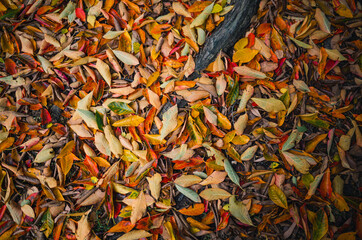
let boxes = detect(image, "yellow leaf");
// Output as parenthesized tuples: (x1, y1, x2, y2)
(232, 135, 250, 145)
(113, 115, 145, 127)
(234, 114, 248, 135)
(217, 112, 231, 130)
(143, 134, 166, 145)
(104, 125, 123, 157)
(0, 137, 14, 152)
(331, 192, 350, 212)
(59, 153, 76, 176)
(96, 59, 112, 86)
(233, 48, 259, 64)
(305, 134, 327, 153)
(333, 1, 354, 18)
(234, 38, 248, 51)
(172, 2, 192, 18)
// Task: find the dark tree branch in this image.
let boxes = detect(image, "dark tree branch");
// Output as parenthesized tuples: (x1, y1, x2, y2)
(188, 0, 260, 80)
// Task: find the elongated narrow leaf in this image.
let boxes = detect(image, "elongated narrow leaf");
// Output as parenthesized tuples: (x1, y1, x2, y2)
(224, 159, 240, 187)
(108, 102, 135, 115)
(199, 188, 231, 201)
(96, 59, 112, 86)
(112, 115, 145, 127)
(174, 175, 202, 188)
(251, 98, 286, 112)
(234, 66, 267, 79)
(117, 230, 152, 240)
(113, 50, 139, 65)
(226, 80, 239, 106)
(175, 184, 201, 203)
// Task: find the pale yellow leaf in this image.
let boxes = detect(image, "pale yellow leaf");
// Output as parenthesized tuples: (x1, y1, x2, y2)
(147, 173, 162, 200)
(96, 59, 112, 86)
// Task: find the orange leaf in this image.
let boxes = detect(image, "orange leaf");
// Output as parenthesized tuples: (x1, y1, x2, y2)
(320, 168, 332, 199)
(0, 137, 14, 153)
(108, 220, 135, 233)
(179, 203, 205, 216)
(151, 24, 172, 34)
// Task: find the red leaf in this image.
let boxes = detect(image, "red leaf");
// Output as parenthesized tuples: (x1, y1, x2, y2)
(76, 8, 86, 22)
(5, 58, 17, 75)
(41, 108, 52, 125)
(84, 155, 99, 176)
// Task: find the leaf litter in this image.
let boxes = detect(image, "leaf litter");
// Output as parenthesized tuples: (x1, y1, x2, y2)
(0, 0, 361, 239)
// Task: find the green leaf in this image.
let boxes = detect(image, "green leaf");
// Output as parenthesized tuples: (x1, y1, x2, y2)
(268, 185, 288, 209)
(251, 98, 286, 112)
(95, 111, 104, 131)
(40, 209, 54, 238)
(175, 184, 201, 203)
(312, 209, 328, 240)
(306, 173, 324, 200)
(224, 159, 240, 187)
(229, 196, 254, 226)
(59, 1, 76, 19)
(240, 145, 258, 161)
(282, 129, 299, 151)
(302, 118, 330, 130)
(279, 90, 290, 108)
(302, 173, 314, 189)
(289, 36, 312, 49)
(108, 102, 135, 115)
(226, 80, 239, 106)
(0, 8, 21, 20)
(293, 79, 311, 93)
(77, 109, 98, 129)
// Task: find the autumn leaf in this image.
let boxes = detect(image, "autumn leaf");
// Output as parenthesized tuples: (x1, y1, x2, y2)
(251, 98, 286, 112)
(108, 102, 135, 115)
(268, 185, 288, 209)
(160, 105, 178, 139)
(131, 191, 147, 224)
(112, 115, 145, 127)
(96, 59, 112, 86)
(147, 173, 162, 200)
(312, 209, 328, 240)
(199, 188, 231, 201)
(229, 196, 254, 226)
(40, 209, 54, 238)
(175, 184, 201, 203)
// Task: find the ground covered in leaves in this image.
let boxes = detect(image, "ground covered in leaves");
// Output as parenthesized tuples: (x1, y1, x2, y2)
(0, 0, 361, 239)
